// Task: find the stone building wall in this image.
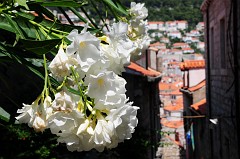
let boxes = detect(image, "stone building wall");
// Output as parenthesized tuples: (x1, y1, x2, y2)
(201, 0, 240, 158)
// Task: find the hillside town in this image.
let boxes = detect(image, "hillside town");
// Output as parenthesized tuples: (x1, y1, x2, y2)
(144, 20, 206, 158)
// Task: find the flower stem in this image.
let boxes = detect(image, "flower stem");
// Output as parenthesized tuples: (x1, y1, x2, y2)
(42, 54, 49, 98)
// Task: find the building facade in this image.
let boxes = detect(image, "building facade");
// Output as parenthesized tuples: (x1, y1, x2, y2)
(201, 0, 240, 158)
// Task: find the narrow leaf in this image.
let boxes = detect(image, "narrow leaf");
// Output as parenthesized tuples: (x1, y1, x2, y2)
(3, 13, 25, 38)
(39, 1, 87, 7)
(0, 17, 16, 33)
(0, 107, 10, 122)
(67, 87, 81, 96)
(18, 39, 61, 55)
(102, 0, 127, 15)
(27, 65, 44, 80)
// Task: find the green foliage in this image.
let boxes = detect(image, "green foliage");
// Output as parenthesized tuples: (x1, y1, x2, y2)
(120, 0, 204, 27)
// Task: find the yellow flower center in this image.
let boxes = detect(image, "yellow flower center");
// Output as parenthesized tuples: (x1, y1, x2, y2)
(79, 41, 86, 48)
(97, 78, 104, 86)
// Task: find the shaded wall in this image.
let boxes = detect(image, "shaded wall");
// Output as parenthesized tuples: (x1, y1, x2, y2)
(202, 0, 240, 158)
(122, 72, 161, 159)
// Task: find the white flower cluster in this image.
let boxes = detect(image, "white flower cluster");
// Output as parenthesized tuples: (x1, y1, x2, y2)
(15, 2, 148, 152)
(128, 2, 150, 61)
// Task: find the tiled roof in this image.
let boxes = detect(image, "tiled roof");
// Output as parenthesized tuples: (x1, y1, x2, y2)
(170, 49, 182, 52)
(171, 89, 183, 95)
(188, 80, 206, 92)
(148, 21, 164, 24)
(176, 20, 187, 23)
(168, 61, 180, 65)
(159, 82, 181, 91)
(127, 62, 161, 77)
(148, 47, 158, 51)
(180, 60, 205, 70)
(191, 98, 206, 114)
(150, 42, 165, 47)
(182, 47, 194, 51)
(161, 118, 184, 129)
(173, 42, 188, 46)
(164, 104, 183, 111)
(164, 98, 183, 111)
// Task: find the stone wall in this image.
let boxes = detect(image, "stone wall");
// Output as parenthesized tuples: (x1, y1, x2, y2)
(202, 0, 240, 158)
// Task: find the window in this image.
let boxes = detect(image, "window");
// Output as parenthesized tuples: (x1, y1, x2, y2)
(220, 19, 226, 68)
(171, 95, 176, 99)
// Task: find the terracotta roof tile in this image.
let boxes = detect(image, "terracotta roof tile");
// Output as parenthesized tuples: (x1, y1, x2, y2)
(188, 80, 206, 92)
(164, 104, 183, 111)
(182, 47, 194, 51)
(127, 62, 161, 77)
(148, 47, 158, 51)
(161, 118, 183, 129)
(173, 42, 188, 46)
(148, 21, 164, 24)
(164, 98, 183, 111)
(191, 98, 206, 114)
(159, 82, 180, 91)
(171, 89, 183, 95)
(150, 42, 165, 47)
(180, 60, 205, 70)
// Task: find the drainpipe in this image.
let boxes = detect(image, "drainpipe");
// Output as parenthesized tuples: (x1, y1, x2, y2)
(232, 0, 240, 156)
(206, 7, 213, 159)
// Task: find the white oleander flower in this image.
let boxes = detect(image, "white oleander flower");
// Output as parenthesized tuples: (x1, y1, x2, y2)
(93, 118, 114, 145)
(32, 113, 47, 132)
(16, 101, 38, 125)
(85, 71, 126, 102)
(84, 58, 110, 76)
(129, 19, 148, 38)
(101, 22, 136, 74)
(129, 2, 148, 21)
(106, 101, 139, 141)
(49, 47, 77, 80)
(16, 96, 52, 132)
(66, 29, 101, 73)
(131, 35, 150, 61)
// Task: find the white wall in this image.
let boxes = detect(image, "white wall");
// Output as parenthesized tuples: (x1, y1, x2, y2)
(189, 69, 205, 87)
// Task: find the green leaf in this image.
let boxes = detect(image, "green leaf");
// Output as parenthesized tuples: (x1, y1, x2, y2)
(67, 87, 81, 96)
(16, 0, 29, 9)
(3, 13, 25, 38)
(49, 76, 60, 87)
(27, 65, 44, 80)
(0, 107, 10, 122)
(18, 39, 61, 55)
(102, 0, 127, 15)
(38, 0, 87, 7)
(0, 17, 16, 33)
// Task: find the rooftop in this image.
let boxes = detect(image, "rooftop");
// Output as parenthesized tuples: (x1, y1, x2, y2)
(127, 62, 161, 77)
(180, 60, 205, 70)
(150, 42, 166, 47)
(164, 104, 183, 111)
(188, 80, 206, 92)
(191, 98, 206, 114)
(161, 118, 184, 129)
